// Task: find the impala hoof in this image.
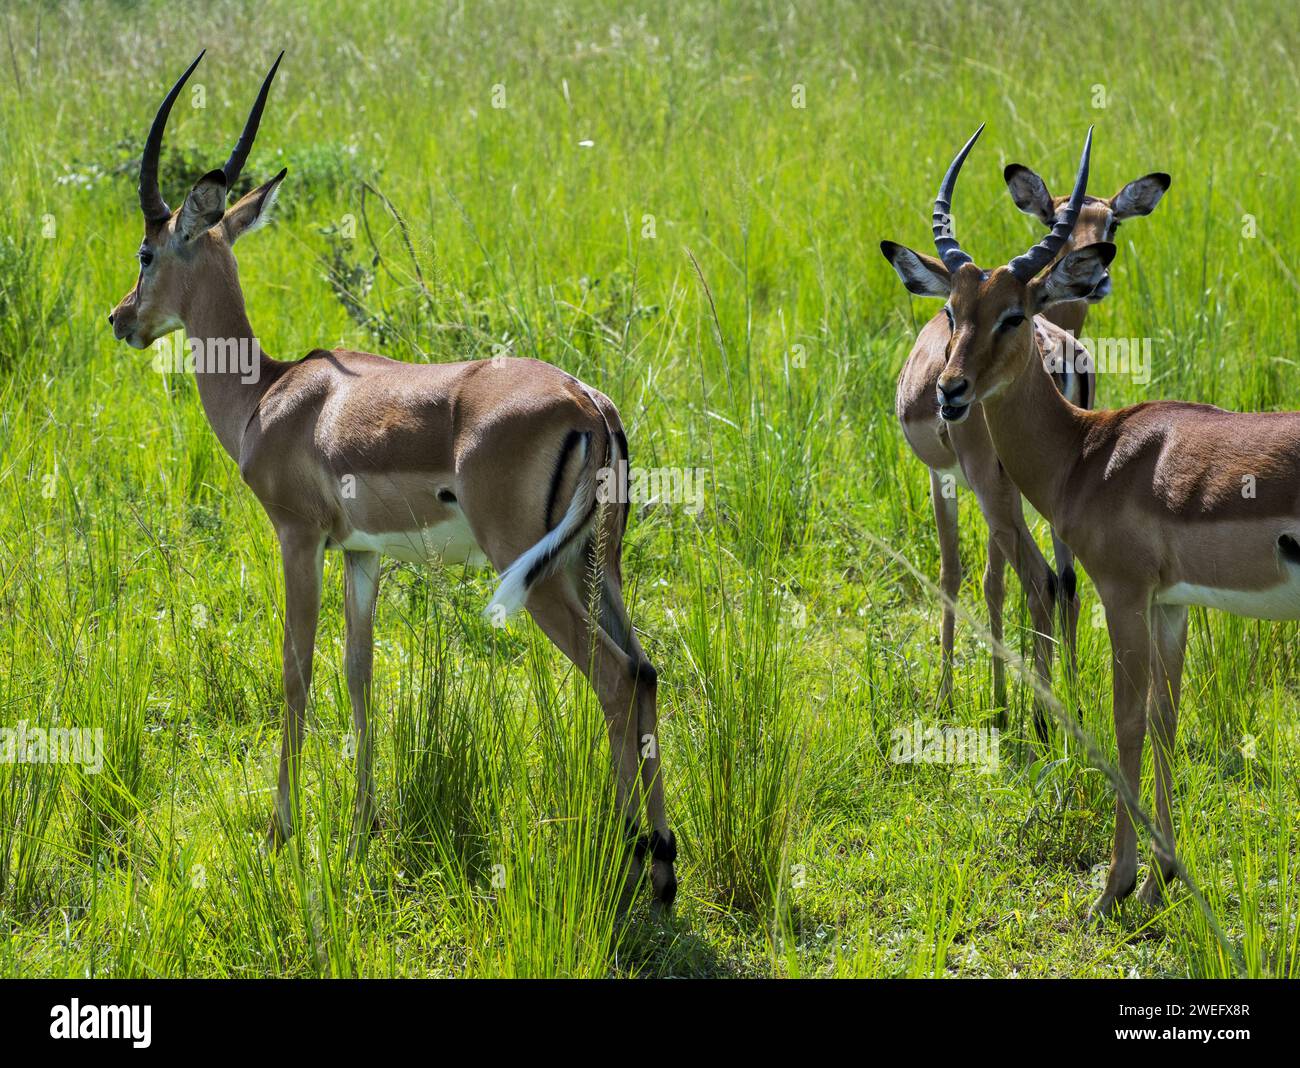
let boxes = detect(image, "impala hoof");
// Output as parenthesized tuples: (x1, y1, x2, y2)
(651, 867, 678, 912)
(1137, 868, 1175, 908)
(1085, 897, 1117, 928)
(648, 829, 678, 910)
(263, 813, 291, 854)
(1087, 873, 1137, 927)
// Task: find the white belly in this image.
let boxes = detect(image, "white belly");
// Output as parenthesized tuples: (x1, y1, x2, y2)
(337, 514, 487, 567)
(1156, 569, 1300, 621)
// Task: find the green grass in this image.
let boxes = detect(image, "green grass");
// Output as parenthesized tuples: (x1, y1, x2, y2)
(0, 0, 1298, 977)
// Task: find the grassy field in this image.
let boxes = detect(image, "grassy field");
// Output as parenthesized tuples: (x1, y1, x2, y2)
(1, 0, 1298, 978)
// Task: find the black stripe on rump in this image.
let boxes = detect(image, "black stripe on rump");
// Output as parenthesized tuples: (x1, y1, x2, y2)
(614, 429, 630, 534)
(545, 430, 585, 532)
(1279, 533, 1300, 566)
(526, 431, 595, 587)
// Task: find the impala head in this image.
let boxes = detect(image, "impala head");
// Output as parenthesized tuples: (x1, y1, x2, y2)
(1004, 160, 1169, 304)
(109, 51, 287, 349)
(881, 126, 1116, 423)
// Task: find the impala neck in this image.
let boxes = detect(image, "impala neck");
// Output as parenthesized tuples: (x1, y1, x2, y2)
(979, 343, 1089, 525)
(180, 278, 280, 461)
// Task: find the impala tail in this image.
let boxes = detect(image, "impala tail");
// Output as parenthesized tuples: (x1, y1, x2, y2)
(486, 411, 620, 621)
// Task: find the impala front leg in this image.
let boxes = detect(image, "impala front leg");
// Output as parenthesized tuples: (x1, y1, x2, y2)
(929, 468, 960, 709)
(344, 549, 381, 854)
(1138, 602, 1188, 906)
(1088, 589, 1152, 924)
(983, 533, 1008, 721)
(268, 529, 325, 848)
(1052, 531, 1082, 687)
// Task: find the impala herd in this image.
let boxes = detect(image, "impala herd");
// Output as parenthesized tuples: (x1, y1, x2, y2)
(108, 53, 1298, 926)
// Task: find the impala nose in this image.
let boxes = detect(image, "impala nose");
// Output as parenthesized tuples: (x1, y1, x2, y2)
(937, 377, 970, 406)
(936, 376, 972, 422)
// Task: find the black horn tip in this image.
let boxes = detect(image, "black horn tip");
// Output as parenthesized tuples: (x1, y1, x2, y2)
(138, 50, 209, 222)
(174, 49, 207, 83)
(220, 52, 285, 188)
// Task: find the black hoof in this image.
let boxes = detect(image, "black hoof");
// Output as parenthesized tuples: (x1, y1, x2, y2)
(653, 868, 678, 908)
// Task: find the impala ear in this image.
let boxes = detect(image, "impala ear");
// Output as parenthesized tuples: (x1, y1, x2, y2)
(880, 241, 951, 297)
(1030, 242, 1117, 311)
(176, 169, 228, 242)
(222, 168, 287, 244)
(1004, 164, 1055, 226)
(1112, 172, 1171, 220)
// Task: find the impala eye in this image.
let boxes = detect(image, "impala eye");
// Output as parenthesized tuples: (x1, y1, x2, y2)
(138, 249, 154, 268)
(998, 312, 1026, 332)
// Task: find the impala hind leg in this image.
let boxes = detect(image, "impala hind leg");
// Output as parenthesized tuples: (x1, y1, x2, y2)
(598, 574, 676, 909)
(953, 420, 1056, 743)
(929, 468, 960, 709)
(524, 573, 657, 906)
(344, 549, 381, 854)
(268, 531, 325, 848)
(1138, 603, 1188, 907)
(1005, 522, 1058, 747)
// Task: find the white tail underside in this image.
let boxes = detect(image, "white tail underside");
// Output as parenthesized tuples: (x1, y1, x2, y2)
(486, 428, 618, 622)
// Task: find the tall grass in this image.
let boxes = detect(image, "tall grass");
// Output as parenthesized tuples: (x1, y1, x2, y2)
(0, 0, 1298, 976)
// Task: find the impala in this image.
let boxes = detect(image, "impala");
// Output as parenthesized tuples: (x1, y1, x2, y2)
(894, 129, 1168, 737)
(885, 125, 1298, 922)
(109, 52, 677, 907)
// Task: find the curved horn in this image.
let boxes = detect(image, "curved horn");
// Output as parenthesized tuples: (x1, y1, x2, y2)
(932, 123, 985, 273)
(221, 51, 284, 189)
(139, 51, 206, 223)
(1007, 126, 1094, 283)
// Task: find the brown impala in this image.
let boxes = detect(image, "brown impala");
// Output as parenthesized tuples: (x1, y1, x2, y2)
(884, 125, 1300, 922)
(894, 126, 1169, 737)
(109, 52, 677, 908)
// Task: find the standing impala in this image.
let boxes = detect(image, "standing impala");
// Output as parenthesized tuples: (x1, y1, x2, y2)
(895, 131, 1168, 735)
(109, 53, 677, 908)
(885, 126, 1300, 922)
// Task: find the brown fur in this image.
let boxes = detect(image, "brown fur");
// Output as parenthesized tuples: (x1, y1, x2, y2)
(110, 62, 676, 908)
(890, 168, 1168, 730)
(931, 251, 1300, 923)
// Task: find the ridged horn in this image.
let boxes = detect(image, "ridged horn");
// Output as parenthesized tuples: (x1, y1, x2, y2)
(139, 51, 205, 223)
(221, 51, 284, 188)
(932, 123, 984, 273)
(1007, 126, 1093, 282)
